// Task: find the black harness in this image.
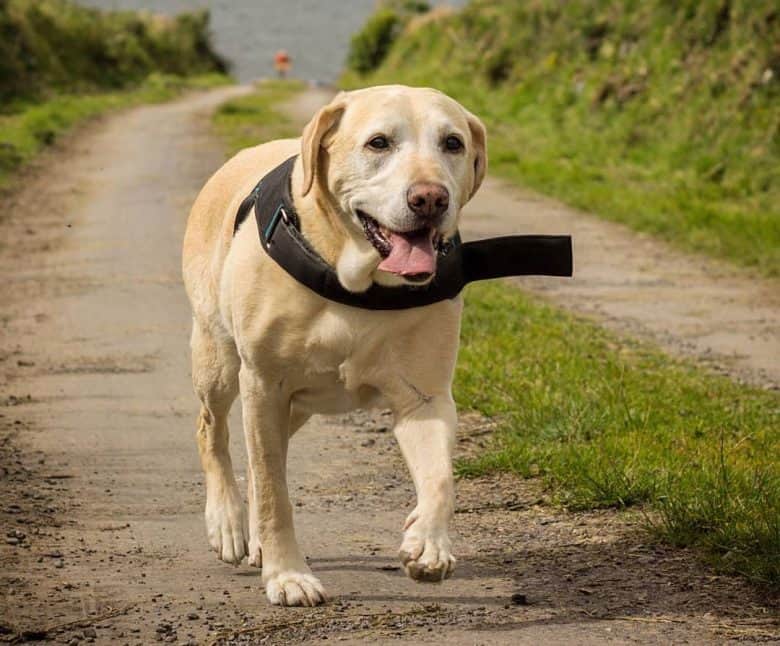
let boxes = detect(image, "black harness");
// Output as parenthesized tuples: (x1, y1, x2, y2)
(233, 156, 573, 310)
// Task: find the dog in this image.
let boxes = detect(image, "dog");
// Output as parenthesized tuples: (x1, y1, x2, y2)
(182, 84, 487, 606)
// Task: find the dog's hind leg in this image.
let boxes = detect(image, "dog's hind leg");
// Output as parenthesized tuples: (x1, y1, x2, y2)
(191, 321, 248, 565)
(239, 366, 327, 606)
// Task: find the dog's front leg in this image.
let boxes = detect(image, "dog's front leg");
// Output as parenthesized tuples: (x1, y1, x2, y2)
(394, 395, 457, 582)
(239, 366, 327, 607)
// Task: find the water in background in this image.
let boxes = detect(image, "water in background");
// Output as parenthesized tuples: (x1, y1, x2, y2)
(74, 0, 463, 84)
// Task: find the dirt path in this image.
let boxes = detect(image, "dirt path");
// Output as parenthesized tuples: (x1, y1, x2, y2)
(287, 89, 780, 390)
(1, 87, 777, 645)
(464, 185, 780, 389)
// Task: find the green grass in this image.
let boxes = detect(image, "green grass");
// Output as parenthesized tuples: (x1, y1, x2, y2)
(0, 73, 229, 189)
(212, 79, 306, 156)
(211, 78, 780, 588)
(456, 281, 779, 587)
(342, 0, 780, 276)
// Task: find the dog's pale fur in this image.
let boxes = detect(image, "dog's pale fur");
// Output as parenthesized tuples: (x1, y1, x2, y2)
(182, 85, 487, 606)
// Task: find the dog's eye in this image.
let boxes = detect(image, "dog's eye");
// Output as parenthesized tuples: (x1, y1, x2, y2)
(367, 135, 390, 150)
(444, 135, 464, 152)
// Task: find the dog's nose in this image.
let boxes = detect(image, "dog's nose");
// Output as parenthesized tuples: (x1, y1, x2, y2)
(406, 182, 449, 220)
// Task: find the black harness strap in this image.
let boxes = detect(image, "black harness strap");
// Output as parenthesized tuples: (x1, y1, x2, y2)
(233, 155, 572, 310)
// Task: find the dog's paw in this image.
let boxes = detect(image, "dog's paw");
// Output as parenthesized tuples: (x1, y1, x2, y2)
(399, 520, 456, 582)
(247, 536, 262, 568)
(265, 571, 328, 607)
(204, 490, 248, 566)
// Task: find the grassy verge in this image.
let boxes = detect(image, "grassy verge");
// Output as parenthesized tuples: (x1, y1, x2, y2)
(0, 73, 228, 189)
(456, 281, 779, 587)
(212, 79, 780, 588)
(342, 1, 780, 276)
(212, 80, 306, 156)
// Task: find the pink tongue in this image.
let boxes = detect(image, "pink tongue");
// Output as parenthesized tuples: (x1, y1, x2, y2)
(377, 230, 436, 275)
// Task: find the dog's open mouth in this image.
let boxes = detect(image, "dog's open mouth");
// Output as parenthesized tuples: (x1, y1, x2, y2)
(357, 211, 438, 283)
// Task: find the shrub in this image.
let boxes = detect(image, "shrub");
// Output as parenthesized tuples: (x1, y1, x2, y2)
(0, 0, 228, 105)
(347, 8, 402, 75)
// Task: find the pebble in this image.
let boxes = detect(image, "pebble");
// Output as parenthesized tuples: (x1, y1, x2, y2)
(187, 612, 199, 620)
(510, 592, 529, 605)
(83, 627, 97, 639)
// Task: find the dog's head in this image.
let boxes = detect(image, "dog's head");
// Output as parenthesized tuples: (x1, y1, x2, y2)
(299, 85, 487, 292)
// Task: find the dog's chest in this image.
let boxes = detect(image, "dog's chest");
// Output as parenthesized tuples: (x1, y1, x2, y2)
(287, 310, 384, 413)
(301, 310, 364, 380)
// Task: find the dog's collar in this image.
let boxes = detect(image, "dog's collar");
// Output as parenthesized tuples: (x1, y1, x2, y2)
(233, 155, 573, 310)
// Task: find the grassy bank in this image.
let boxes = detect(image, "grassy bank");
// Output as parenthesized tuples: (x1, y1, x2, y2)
(1, 0, 227, 104)
(213, 80, 780, 587)
(342, 1, 780, 276)
(0, 0, 229, 187)
(456, 282, 779, 587)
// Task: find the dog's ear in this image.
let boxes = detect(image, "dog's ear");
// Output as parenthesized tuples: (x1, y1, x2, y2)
(464, 109, 488, 200)
(301, 93, 348, 196)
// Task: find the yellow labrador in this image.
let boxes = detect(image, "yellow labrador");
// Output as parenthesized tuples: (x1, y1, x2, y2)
(182, 85, 486, 606)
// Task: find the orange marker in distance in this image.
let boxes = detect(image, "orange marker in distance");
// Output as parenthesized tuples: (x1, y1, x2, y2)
(274, 50, 291, 78)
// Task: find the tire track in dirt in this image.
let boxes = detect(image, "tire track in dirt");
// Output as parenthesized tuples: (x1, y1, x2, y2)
(0, 86, 776, 645)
